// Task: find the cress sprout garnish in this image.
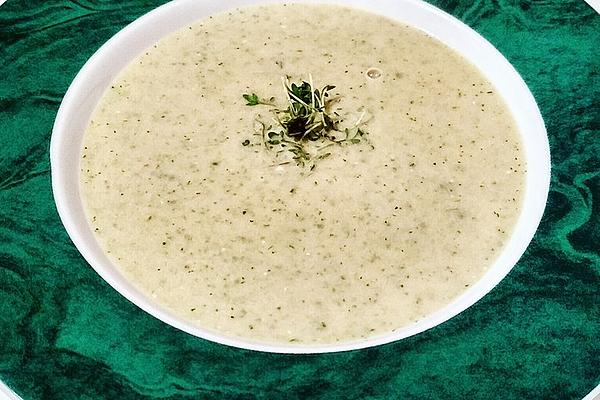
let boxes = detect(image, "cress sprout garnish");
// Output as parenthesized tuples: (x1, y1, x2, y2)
(242, 75, 370, 169)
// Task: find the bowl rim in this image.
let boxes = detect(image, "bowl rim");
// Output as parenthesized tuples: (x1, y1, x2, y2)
(51, 0, 551, 353)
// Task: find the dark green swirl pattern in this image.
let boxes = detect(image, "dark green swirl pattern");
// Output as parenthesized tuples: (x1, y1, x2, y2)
(0, 0, 598, 399)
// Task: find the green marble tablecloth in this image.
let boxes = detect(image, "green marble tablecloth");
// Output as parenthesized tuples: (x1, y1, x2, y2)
(0, 0, 598, 398)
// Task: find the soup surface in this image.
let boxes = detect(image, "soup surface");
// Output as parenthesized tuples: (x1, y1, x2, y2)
(80, 4, 525, 345)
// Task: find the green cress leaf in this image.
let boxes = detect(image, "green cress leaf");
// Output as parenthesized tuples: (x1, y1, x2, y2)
(241, 76, 370, 168)
(243, 93, 260, 106)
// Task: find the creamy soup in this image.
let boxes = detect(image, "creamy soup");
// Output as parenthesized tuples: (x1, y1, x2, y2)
(80, 4, 525, 345)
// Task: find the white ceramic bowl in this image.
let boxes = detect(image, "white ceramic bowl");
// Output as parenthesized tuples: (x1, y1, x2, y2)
(51, 0, 550, 353)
